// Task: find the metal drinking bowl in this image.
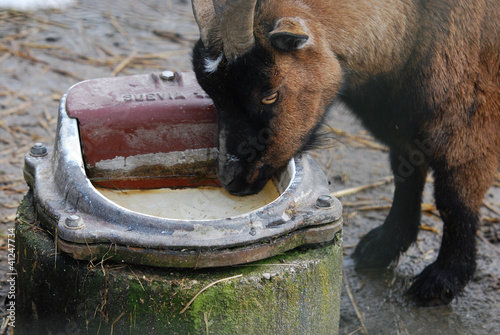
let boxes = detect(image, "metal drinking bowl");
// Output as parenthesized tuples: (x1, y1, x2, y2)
(23, 72, 342, 268)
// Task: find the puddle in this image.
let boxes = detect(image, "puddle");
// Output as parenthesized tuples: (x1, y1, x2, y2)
(96, 179, 280, 220)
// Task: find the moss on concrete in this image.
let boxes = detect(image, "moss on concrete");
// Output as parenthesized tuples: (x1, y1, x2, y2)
(16, 191, 343, 334)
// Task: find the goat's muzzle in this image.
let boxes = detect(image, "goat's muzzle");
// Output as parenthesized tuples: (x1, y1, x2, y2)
(217, 152, 268, 196)
(217, 153, 241, 188)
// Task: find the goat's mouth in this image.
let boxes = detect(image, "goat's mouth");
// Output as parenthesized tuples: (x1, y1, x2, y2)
(221, 176, 269, 196)
(217, 153, 273, 196)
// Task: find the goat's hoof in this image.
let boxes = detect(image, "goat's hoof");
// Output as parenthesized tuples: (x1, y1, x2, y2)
(353, 226, 400, 269)
(405, 262, 468, 307)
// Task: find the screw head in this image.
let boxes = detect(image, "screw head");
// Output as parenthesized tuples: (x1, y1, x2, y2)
(65, 214, 83, 228)
(316, 195, 334, 208)
(160, 70, 176, 81)
(30, 143, 47, 157)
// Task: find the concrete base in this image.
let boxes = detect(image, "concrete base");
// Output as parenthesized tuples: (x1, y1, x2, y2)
(16, 191, 343, 335)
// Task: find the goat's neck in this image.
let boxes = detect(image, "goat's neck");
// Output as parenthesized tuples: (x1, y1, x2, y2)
(316, 0, 420, 76)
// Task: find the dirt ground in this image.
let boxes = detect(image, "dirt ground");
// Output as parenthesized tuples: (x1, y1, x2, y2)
(0, 1, 499, 334)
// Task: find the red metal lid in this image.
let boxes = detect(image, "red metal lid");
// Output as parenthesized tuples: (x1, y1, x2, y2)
(66, 71, 217, 167)
(65, 72, 218, 189)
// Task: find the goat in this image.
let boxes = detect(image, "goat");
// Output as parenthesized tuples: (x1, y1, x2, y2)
(190, 0, 500, 306)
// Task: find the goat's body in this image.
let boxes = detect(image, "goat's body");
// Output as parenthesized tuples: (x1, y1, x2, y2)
(335, 0, 500, 146)
(191, 0, 500, 305)
(330, 0, 500, 304)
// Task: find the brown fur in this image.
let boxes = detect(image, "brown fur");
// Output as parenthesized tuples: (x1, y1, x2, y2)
(191, 0, 500, 305)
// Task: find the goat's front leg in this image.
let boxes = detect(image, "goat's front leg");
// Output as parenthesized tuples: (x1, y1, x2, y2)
(353, 146, 429, 268)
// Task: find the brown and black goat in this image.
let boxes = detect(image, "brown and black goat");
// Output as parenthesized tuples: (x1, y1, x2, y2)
(190, 0, 500, 305)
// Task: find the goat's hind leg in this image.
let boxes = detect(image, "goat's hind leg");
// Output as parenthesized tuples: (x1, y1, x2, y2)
(353, 146, 429, 268)
(406, 157, 497, 306)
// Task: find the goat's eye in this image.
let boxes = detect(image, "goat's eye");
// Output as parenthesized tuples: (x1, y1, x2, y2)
(262, 92, 279, 105)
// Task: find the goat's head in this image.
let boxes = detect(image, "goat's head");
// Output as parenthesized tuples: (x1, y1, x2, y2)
(192, 0, 342, 195)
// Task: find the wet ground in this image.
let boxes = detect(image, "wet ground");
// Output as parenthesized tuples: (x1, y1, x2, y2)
(0, 1, 499, 334)
(316, 106, 500, 334)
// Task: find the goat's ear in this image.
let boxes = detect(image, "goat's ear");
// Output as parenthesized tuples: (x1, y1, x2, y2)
(269, 18, 310, 51)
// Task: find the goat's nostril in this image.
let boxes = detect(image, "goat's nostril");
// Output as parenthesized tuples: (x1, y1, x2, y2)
(217, 154, 241, 187)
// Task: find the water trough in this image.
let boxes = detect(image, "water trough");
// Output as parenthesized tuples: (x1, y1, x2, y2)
(16, 71, 343, 334)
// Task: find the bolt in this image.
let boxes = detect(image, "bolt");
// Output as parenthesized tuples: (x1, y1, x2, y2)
(316, 195, 334, 208)
(30, 143, 47, 157)
(160, 70, 176, 81)
(65, 214, 83, 228)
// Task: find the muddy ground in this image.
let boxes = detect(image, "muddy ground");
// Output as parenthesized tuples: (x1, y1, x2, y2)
(0, 1, 499, 334)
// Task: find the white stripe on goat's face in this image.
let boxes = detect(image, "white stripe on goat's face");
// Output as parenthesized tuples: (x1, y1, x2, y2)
(204, 54, 223, 73)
